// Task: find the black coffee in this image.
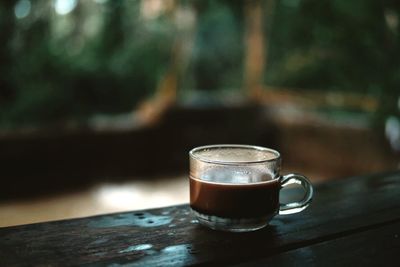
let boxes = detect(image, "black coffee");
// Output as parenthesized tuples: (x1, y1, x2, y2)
(190, 177, 280, 218)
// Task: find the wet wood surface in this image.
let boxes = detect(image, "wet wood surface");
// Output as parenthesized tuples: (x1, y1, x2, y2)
(1, 171, 399, 266)
(237, 221, 400, 267)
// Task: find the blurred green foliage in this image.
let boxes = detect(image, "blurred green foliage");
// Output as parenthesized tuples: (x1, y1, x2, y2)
(1, 0, 174, 127)
(191, 0, 243, 91)
(0, 0, 399, 129)
(266, 0, 400, 126)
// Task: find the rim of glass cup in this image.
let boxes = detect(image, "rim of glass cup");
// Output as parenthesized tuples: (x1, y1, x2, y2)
(189, 144, 281, 165)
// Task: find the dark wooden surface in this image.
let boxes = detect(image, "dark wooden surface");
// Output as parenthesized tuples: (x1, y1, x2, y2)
(1, 171, 400, 266)
(238, 221, 400, 267)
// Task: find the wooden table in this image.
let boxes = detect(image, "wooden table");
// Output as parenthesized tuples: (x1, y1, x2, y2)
(1, 171, 400, 266)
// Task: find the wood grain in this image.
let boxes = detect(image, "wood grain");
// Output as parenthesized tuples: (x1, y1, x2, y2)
(0, 171, 399, 266)
(237, 221, 400, 267)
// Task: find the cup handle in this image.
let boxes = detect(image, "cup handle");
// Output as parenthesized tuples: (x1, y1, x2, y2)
(279, 173, 314, 215)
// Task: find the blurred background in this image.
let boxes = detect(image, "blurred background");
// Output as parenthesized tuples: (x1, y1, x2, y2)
(0, 0, 399, 227)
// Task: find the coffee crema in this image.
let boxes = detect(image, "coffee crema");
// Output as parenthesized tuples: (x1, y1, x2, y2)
(190, 177, 281, 218)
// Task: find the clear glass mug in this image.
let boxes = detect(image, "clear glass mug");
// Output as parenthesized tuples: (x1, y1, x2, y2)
(189, 144, 314, 232)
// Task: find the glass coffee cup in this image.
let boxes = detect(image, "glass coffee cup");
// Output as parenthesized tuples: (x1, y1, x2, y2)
(189, 144, 314, 232)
